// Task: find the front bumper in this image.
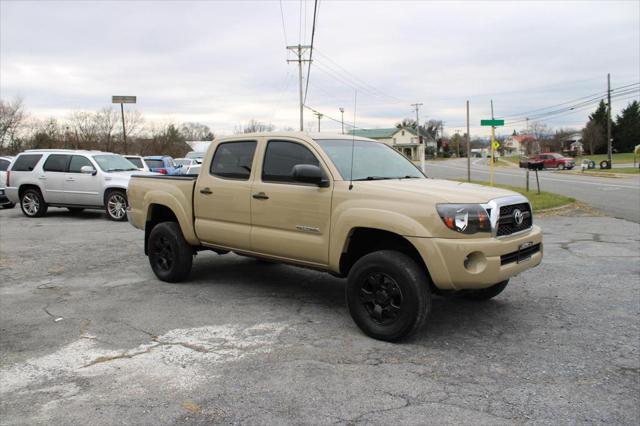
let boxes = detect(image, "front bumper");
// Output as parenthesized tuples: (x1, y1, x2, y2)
(407, 225, 543, 290)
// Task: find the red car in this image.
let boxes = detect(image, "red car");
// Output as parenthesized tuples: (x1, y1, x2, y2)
(520, 153, 575, 170)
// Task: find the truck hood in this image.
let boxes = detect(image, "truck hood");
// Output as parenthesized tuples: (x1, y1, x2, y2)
(362, 178, 519, 204)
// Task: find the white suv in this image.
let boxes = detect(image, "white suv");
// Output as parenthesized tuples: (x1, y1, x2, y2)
(0, 156, 15, 209)
(5, 149, 153, 221)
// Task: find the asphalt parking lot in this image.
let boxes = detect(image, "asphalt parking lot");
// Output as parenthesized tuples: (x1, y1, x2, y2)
(0, 207, 639, 425)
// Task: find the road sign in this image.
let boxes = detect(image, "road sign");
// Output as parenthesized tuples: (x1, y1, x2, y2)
(112, 96, 136, 104)
(492, 141, 500, 149)
(481, 119, 504, 126)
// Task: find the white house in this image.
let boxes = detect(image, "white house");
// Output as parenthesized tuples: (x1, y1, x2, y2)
(348, 127, 436, 160)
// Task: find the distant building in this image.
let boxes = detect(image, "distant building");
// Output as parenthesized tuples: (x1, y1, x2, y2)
(186, 140, 213, 153)
(348, 127, 436, 160)
(562, 132, 584, 156)
(502, 134, 536, 156)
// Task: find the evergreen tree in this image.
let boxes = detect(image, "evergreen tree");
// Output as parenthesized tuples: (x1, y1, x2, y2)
(586, 100, 609, 154)
(613, 101, 640, 153)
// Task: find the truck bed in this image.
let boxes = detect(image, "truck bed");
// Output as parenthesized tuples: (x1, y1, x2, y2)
(127, 175, 198, 244)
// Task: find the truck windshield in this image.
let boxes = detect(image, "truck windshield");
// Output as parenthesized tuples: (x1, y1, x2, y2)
(93, 155, 138, 172)
(314, 139, 425, 181)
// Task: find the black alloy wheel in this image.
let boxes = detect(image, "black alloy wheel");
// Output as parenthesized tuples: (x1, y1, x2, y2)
(346, 250, 430, 342)
(147, 222, 193, 282)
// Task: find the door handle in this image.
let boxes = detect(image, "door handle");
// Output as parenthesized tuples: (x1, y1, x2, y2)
(252, 192, 269, 200)
(66, 178, 75, 182)
(199, 187, 213, 195)
(38, 176, 46, 180)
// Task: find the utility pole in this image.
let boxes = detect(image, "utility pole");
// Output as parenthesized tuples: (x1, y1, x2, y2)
(490, 99, 495, 186)
(339, 107, 345, 134)
(411, 103, 425, 173)
(314, 111, 323, 132)
(607, 73, 613, 166)
(287, 45, 312, 131)
(466, 100, 470, 182)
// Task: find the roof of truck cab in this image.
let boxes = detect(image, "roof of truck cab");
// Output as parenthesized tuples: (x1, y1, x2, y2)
(216, 132, 377, 143)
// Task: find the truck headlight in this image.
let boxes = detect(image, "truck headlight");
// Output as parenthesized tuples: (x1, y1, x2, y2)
(436, 204, 491, 234)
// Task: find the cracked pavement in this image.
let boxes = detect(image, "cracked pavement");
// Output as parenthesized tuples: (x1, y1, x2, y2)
(0, 208, 639, 425)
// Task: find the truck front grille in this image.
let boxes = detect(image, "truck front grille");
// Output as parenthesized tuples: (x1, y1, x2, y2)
(500, 243, 541, 265)
(496, 203, 532, 237)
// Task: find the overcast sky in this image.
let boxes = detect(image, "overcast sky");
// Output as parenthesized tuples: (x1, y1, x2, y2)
(1, 0, 639, 137)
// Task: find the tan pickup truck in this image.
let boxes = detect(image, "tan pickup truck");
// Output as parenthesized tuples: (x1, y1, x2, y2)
(127, 132, 542, 341)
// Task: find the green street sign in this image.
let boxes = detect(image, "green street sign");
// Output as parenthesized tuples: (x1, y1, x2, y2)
(481, 119, 504, 126)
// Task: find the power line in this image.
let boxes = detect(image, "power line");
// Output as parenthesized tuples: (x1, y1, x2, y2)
(278, 0, 288, 45)
(303, 0, 318, 105)
(503, 84, 639, 125)
(313, 49, 407, 104)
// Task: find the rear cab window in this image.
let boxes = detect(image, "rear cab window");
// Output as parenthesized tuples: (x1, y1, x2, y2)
(11, 154, 43, 172)
(210, 141, 257, 180)
(42, 154, 70, 172)
(262, 140, 320, 183)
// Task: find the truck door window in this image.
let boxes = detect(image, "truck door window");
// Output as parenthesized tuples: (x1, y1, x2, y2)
(42, 154, 70, 172)
(68, 155, 93, 173)
(262, 140, 320, 183)
(210, 141, 257, 180)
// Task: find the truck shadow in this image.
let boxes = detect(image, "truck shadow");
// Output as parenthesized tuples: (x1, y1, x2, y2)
(188, 252, 521, 343)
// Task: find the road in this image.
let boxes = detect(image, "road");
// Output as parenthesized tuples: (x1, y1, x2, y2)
(424, 158, 640, 222)
(1, 208, 639, 425)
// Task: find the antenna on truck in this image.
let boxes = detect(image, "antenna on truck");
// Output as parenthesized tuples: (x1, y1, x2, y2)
(348, 90, 357, 190)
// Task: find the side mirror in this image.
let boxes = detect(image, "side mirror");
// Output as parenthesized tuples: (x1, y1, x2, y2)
(292, 164, 329, 187)
(81, 165, 97, 175)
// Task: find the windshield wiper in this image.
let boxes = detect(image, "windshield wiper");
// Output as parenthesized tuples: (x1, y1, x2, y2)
(352, 176, 395, 181)
(107, 168, 134, 172)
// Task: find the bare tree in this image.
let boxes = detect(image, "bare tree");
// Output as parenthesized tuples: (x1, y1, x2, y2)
(180, 122, 214, 141)
(95, 107, 119, 152)
(68, 111, 98, 149)
(0, 97, 26, 152)
(235, 119, 275, 134)
(528, 121, 551, 154)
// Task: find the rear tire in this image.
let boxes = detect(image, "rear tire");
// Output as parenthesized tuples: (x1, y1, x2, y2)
(105, 190, 127, 221)
(148, 222, 193, 282)
(346, 250, 430, 342)
(458, 280, 509, 301)
(20, 188, 48, 218)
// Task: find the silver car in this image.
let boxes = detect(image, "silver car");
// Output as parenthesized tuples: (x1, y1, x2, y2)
(5, 149, 154, 221)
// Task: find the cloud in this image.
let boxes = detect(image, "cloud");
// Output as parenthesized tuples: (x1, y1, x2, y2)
(1, 0, 638, 135)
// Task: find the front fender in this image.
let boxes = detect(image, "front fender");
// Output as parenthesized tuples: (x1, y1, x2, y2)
(328, 208, 431, 272)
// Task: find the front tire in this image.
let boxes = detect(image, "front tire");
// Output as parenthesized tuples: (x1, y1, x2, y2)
(105, 190, 127, 221)
(148, 222, 193, 282)
(346, 250, 431, 342)
(458, 280, 509, 301)
(20, 188, 48, 218)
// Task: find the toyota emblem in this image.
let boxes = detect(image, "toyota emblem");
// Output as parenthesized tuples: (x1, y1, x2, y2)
(513, 208, 524, 226)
